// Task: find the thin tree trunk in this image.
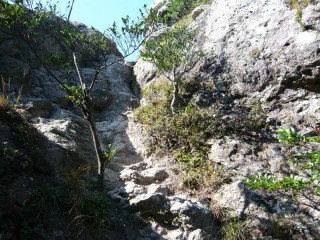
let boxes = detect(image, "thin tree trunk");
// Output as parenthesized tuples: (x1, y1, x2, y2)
(73, 53, 106, 189)
(171, 81, 179, 114)
(82, 101, 106, 189)
(67, 0, 76, 23)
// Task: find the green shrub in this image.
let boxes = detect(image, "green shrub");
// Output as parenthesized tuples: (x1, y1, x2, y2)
(134, 80, 267, 190)
(48, 53, 73, 69)
(286, 0, 314, 9)
(209, 202, 231, 222)
(174, 149, 228, 189)
(134, 79, 216, 151)
(134, 79, 223, 189)
(220, 218, 253, 240)
(246, 127, 320, 197)
(29, 185, 66, 220)
(163, 0, 212, 21)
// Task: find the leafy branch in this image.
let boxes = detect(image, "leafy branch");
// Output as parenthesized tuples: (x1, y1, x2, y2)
(141, 24, 204, 114)
(0, 0, 157, 189)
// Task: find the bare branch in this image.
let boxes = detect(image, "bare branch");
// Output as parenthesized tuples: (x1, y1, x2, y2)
(87, 28, 159, 93)
(67, 0, 75, 23)
(73, 53, 86, 92)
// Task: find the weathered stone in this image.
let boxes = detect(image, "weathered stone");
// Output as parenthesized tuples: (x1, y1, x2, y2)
(128, 162, 148, 171)
(187, 229, 210, 240)
(28, 108, 96, 168)
(130, 193, 169, 214)
(120, 168, 139, 182)
(134, 58, 157, 86)
(147, 184, 169, 196)
(191, 5, 209, 20)
(209, 138, 264, 177)
(136, 0, 320, 99)
(71, 21, 122, 60)
(135, 168, 169, 185)
(169, 197, 213, 232)
(165, 230, 185, 240)
(257, 144, 284, 175)
(23, 99, 55, 118)
(212, 180, 272, 224)
(125, 181, 147, 197)
(302, 4, 320, 31)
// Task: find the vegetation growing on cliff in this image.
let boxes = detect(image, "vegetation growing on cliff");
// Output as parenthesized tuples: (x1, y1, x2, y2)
(246, 127, 320, 208)
(0, 105, 113, 238)
(163, 0, 212, 21)
(134, 79, 268, 190)
(0, 0, 152, 188)
(141, 24, 204, 114)
(286, 0, 316, 27)
(1, 0, 319, 238)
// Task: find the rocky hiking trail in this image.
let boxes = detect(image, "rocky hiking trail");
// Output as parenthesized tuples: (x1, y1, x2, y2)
(94, 59, 215, 240)
(2, 0, 320, 237)
(0, 37, 217, 237)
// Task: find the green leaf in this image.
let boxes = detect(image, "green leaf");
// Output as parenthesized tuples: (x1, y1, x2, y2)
(277, 127, 301, 143)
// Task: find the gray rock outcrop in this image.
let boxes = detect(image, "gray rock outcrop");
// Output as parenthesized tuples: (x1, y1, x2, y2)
(134, 0, 320, 239)
(2, 0, 320, 239)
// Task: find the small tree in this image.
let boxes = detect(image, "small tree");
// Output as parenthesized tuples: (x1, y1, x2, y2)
(0, 0, 155, 188)
(141, 24, 203, 114)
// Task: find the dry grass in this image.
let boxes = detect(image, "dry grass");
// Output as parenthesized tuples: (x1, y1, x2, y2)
(220, 218, 253, 240)
(0, 95, 8, 108)
(286, 0, 316, 27)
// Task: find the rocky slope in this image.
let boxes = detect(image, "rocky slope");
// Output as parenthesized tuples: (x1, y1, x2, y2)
(1, 0, 320, 239)
(0, 15, 215, 240)
(133, 0, 320, 239)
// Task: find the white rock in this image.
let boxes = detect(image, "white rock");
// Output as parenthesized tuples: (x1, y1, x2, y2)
(191, 5, 209, 20)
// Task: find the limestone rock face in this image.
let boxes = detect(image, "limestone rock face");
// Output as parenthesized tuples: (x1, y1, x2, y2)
(133, 0, 320, 239)
(193, 0, 320, 94)
(191, 5, 209, 20)
(1, 13, 217, 238)
(135, 0, 320, 94)
(302, 3, 320, 31)
(187, 229, 210, 240)
(2, 0, 320, 239)
(133, 59, 157, 86)
(0, 15, 148, 239)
